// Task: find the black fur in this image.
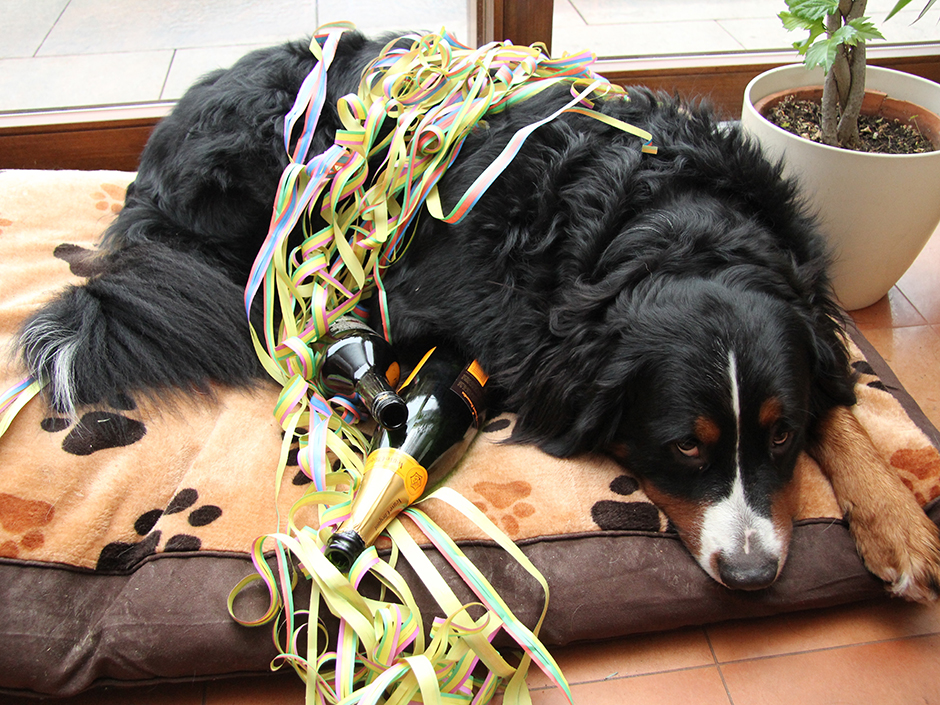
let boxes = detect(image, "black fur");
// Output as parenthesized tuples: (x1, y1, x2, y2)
(18, 31, 856, 556)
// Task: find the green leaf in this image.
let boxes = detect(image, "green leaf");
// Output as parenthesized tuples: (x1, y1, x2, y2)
(790, 23, 828, 56)
(779, 10, 822, 32)
(920, 0, 939, 21)
(783, 0, 840, 22)
(826, 19, 885, 50)
(845, 17, 886, 42)
(886, 0, 937, 21)
(885, 0, 914, 21)
(804, 36, 840, 71)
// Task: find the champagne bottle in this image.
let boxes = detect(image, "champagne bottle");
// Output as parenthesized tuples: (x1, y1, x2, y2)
(325, 346, 488, 572)
(320, 316, 408, 430)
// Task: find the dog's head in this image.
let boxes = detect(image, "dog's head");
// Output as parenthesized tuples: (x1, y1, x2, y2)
(509, 273, 855, 591)
(608, 281, 830, 590)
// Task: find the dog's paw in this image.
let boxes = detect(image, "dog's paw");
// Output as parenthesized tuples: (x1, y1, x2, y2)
(849, 498, 940, 602)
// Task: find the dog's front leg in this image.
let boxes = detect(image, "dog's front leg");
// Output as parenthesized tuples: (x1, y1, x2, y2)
(811, 405, 940, 602)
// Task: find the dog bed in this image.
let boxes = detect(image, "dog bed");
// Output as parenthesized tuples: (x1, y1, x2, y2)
(1, 168, 939, 697)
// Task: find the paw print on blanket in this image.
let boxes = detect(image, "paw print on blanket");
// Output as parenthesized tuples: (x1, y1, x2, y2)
(465, 416, 536, 537)
(591, 474, 672, 533)
(95, 488, 223, 572)
(92, 182, 125, 215)
(892, 447, 940, 506)
(472, 480, 536, 536)
(41, 403, 146, 456)
(0, 493, 55, 559)
(852, 359, 895, 393)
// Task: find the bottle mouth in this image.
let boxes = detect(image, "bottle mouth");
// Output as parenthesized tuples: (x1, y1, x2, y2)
(372, 391, 408, 429)
(324, 530, 366, 573)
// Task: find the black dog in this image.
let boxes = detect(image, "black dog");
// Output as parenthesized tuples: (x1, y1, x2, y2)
(18, 30, 940, 598)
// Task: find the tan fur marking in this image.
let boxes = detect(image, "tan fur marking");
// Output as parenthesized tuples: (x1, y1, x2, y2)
(759, 398, 782, 428)
(811, 405, 940, 602)
(694, 417, 721, 445)
(638, 482, 706, 556)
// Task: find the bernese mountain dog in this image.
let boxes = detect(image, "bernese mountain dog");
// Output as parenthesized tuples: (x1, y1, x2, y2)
(17, 30, 940, 599)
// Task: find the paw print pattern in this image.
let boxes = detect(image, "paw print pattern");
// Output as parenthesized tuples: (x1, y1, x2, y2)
(852, 359, 894, 393)
(458, 415, 536, 537)
(591, 474, 672, 533)
(892, 447, 940, 506)
(472, 480, 535, 536)
(92, 182, 125, 215)
(96, 488, 222, 572)
(41, 407, 146, 456)
(0, 493, 55, 558)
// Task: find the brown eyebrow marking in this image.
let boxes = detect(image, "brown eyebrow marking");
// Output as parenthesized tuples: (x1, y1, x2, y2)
(695, 416, 721, 445)
(760, 398, 783, 427)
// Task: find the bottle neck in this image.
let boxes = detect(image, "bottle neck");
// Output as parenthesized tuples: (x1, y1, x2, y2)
(357, 369, 407, 428)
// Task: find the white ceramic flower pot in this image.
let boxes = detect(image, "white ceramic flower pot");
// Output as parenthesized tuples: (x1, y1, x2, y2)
(741, 64, 940, 310)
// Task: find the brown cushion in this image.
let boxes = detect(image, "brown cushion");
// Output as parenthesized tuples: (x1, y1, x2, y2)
(1, 169, 938, 697)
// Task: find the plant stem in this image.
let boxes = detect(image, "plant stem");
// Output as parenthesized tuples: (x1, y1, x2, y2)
(838, 0, 868, 148)
(822, 0, 867, 148)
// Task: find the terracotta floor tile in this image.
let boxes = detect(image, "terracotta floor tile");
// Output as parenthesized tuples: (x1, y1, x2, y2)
(526, 665, 731, 705)
(720, 633, 940, 705)
(526, 626, 714, 689)
(850, 286, 926, 329)
(858, 326, 940, 430)
(706, 597, 940, 663)
(896, 227, 940, 325)
(205, 672, 305, 705)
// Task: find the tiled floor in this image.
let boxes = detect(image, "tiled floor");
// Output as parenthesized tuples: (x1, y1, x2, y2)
(2, 0, 940, 113)
(553, 0, 940, 58)
(4, 200, 940, 705)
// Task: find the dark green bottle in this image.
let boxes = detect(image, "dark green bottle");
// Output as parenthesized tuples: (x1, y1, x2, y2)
(325, 346, 488, 572)
(320, 316, 408, 430)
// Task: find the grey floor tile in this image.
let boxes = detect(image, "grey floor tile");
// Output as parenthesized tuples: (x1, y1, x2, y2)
(565, 0, 773, 26)
(4, 0, 940, 113)
(318, 0, 468, 42)
(554, 19, 747, 59)
(0, 52, 172, 111)
(160, 43, 273, 101)
(717, 18, 795, 53)
(0, 0, 69, 58)
(37, 0, 319, 56)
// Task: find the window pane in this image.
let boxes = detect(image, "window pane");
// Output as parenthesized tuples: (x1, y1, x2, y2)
(552, 0, 940, 60)
(0, 0, 470, 113)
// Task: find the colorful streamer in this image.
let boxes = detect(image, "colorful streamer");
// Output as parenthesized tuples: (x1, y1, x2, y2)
(0, 20, 661, 705)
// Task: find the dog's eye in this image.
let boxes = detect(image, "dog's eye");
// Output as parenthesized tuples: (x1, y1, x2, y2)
(770, 427, 791, 449)
(675, 439, 701, 458)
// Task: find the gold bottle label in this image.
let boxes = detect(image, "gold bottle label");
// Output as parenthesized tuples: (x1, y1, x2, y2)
(369, 447, 428, 502)
(339, 448, 428, 546)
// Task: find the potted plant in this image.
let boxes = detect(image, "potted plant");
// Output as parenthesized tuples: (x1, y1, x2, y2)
(740, 0, 940, 310)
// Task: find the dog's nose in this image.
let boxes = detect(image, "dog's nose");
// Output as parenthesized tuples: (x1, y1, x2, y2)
(716, 548, 779, 591)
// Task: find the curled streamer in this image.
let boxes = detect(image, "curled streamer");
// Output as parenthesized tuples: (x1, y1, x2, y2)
(226, 22, 661, 705)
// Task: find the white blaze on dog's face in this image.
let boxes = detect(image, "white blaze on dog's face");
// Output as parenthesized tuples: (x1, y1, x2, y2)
(693, 352, 789, 589)
(608, 288, 813, 592)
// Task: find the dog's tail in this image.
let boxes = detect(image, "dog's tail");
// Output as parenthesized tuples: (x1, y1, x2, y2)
(18, 242, 264, 415)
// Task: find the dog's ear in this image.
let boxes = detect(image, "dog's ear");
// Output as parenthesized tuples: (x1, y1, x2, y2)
(795, 292, 857, 418)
